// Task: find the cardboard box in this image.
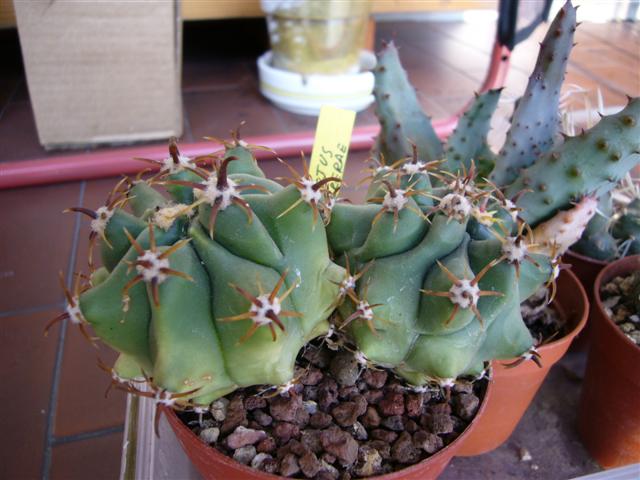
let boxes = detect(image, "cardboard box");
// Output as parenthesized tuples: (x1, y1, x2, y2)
(14, 1, 182, 149)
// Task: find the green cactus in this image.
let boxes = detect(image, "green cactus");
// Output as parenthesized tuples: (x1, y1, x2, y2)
(490, 1, 577, 187)
(571, 192, 618, 261)
(327, 0, 640, 385)
(55, 138, 344, 407)
(506, 98, 640, 226)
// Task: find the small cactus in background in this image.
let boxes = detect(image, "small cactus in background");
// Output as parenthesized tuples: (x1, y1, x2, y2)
(53, 133, 345, 409)
(573, 178, 640, 260)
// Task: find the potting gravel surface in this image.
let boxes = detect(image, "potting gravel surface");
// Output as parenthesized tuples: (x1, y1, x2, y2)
(179, 344, 486, 479)
(600, 271, 640, 346)
(521, 287, 566, 345)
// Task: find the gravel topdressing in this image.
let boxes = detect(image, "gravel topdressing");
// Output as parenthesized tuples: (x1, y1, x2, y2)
(179, 343, 487, 479)
(600, 270, 640, 346)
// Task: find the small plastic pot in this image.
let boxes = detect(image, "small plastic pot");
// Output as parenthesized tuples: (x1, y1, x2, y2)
(457, 268, 588, 456)
(578, 255, 640, 468)
(165, 376, 494, 479)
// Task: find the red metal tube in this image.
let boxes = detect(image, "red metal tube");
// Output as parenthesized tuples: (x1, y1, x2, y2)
(0, 41, 510, 190)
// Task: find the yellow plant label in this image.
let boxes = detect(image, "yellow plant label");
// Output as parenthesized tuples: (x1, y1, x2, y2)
(309, 105, 356, 194)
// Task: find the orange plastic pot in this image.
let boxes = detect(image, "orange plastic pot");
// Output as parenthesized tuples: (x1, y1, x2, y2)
(578, 255, 640, 468)
(458, 268, 588, 456)
(164, 377, 494, 479)
(564, 250, 608, 350)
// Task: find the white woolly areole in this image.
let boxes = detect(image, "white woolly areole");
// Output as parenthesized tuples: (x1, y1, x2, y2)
(383, 189, 408, 211)
(339, 276, 356, 295)
(155, 390, 176, 406)
(449, 279, 480, 309)
(202, 176, 239, 209)
(354, 350, 369, 366)
(502, 237, 528, 263)
(439, 377, 456, 388)
(440, 193, 471, 220)
(249, 294, 281, 326)
(356, 301, 375, 321)
(375, 165, 391, 175)
(90, 206, 114, 235)
(402, 162, 425, 175)
(448, 179, 475, 195)
(298, 178, 322, 204)
(532, 196, 598, 256)
(162, 155, 193, 174)
(136, 251, 170, 283)
(153, 204, 189, 231)
(504, 199, 519, 221)
(66, 302, 85, 325)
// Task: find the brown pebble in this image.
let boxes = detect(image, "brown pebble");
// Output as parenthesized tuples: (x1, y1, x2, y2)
(413, 430, 443, 454)
(270, 394, 305, 423)
(225, 426, 266, 449)
(300, 429, 323, 454)
(453, 393, 480, 421)
(421, 413, 454, 435)
(310, 411, 333, 429)
(299, 452, 322, 478)
(370, 429, 398, 443)
(362, 370, 387, 389)
(301, 368, 324, 386)
(253, 409, 273, 427)
(380, 415, 404, 431)
(363, 389, 384, 405)
(361, 406, 381, 429)
(244, 396, 267, 410)
(279, 453, 300, 477)
(378, 391, 405, 416)
(256, 436, 276, 454)
(221, 396, 247, 434)
(273, 422, 300, 444)
(403, 418, 418, 433)
(391, 431, 420, 464)
(405, 393, 424, 417)
(318, 378, 339, 411)
(367, 440, 391, 460)
(320, 426, 359, 467)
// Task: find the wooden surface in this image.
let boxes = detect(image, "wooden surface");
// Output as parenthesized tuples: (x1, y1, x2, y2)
(1, 0, 497, 28)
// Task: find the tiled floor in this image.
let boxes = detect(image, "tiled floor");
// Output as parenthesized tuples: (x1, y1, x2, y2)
(0, 14, 638, 480)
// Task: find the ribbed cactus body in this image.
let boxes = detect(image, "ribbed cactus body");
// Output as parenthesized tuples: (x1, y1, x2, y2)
(328, 208, 552, 382)
(75, 145, 343, 405)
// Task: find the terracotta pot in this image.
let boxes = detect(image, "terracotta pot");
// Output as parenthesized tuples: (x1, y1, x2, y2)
(563, 250, 608, 350)
(457, 268, 588, 456)
(578, 255, 640, 468)
(165, 377, 494, 479)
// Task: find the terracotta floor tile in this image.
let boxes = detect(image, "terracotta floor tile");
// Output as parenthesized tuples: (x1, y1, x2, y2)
(184, 85, 287, 141)
(0, 309, 60, 480)
(50, 431, 123, 480)
(54, 325, 126, 437)
(0, 100, 47, 162)
(0, 182, 81, 312)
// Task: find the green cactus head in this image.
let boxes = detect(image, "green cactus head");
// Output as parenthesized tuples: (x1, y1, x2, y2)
(51, 137, 345, 411)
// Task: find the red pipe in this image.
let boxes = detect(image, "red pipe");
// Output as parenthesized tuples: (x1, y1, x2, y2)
(0, 41, 510, 190)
